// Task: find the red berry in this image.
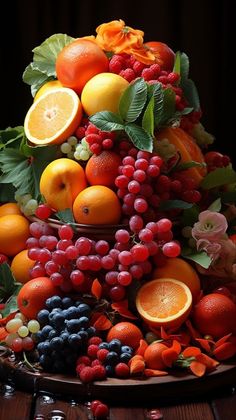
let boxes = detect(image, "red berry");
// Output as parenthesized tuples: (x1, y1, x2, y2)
(97, 348, 109, 362)
(94, 403, 109, 419)
(119, 68, 136, 82)
(76, 363, 86, 375)
(115, 362, 130, 378)
(141, 68, 155, 81)
(79, 366, 95, 383)
(35, 204, 52, 220)
(92, 364, 107, 380)
(75, 126, 86, 139)
(91, 359, 102, 367)
(87, 344, 99, 359)
(91, 400, 102, 414)
(133, 60, 146, 75)
(76, 355, 91, 366)
(88, 336, 103, 346)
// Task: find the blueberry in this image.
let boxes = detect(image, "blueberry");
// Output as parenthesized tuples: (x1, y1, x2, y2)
(66, 319, 81, 333)
(62, 297, 74, 309)
(50, 295, 62, 309)
(86, 326, 96, 337)
(105, 364, 115, 377)
(34, 330, 44, 343)
(48, 329, 57, 340)
(121, 345, 133, 355)
(39, 354, 51, 370)
(37, 341, 51, 355)
(108, 339, 122, 353)
(98, 342, 109, 350)
(76, 303, 91, 317)
(60, 332, 69, 344)
(120, 352, 132, 363)
(37, 309, 49, 325)
(50, 312, 65, 329)
(78, 330, 88, 343)
(74, 300, 82, 307)
(37, 342, 47, 354)
(105, 351, 119, 365)
(65, 306, 78, 320)
(68, 334, 82, 349)
(77, 316, 89, 329)
(50, 337, 64, 351)
(41, 325, 54, 338)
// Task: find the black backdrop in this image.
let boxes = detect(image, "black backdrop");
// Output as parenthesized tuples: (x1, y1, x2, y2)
(0, 0, 234, 161)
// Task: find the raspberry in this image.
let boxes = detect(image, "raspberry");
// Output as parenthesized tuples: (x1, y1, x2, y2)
(92, 364, 107, 380)
(141, 67, 155, 81)
(158, 75, 168, 84)
(90, 143, 102, 155)
(79, 366, 95, 383)
(149, 63, 161, 78)
(102, 138, 113, 149)
(91, 359, 102, 367)
(86, 133, 102, 145)
(88, 336, 103, 346)
(109, 56, 123, 74)
(87, 344, 99, 359)
(75, 126, 86, 139)
(91, 400, 102, 413)
(167, 72, 180, 84)
(119, 68, 136, 82)
(115, 362, 130, 378)
(94, 403, 109, 419)
(76, 363, 86, 375)
(85, 123, 99, 135)
(76, 355, 91, 366)
(133, 60, 146, 75)
(97, 348, 109, 362)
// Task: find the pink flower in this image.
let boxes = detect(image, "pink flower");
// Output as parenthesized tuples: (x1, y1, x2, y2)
(196, 238, 221, 262)
(192, 210, 228, 241)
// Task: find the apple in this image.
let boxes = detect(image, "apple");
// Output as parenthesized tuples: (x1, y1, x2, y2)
(144, 41, 175, 71)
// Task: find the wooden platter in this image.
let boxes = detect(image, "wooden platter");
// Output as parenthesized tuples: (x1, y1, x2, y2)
(1, 355, 236, 404)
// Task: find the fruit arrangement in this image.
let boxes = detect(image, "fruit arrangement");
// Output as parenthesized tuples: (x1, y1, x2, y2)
(1, 20, 236, 401)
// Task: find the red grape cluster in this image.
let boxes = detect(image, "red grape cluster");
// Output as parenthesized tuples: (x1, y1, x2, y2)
(204, 151, 231, 172)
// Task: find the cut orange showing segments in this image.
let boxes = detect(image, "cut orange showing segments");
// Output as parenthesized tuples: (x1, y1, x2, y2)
(24, 87, 83, 145)
(136, 278, 192, 331)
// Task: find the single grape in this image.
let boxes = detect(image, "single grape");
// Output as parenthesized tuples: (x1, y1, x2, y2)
(6, 318, 23, 333)
(28, 319, 40, 333)
(18, 325, 29, 338)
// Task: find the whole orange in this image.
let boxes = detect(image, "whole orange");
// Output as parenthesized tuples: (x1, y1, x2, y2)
(39, 158, 87, 211)
(56, 39, 109, 94)
(106, 322, 143, 349)
(0, 214, 30, 257)
(0, 202, 22, 217)
(152, 257, 201, 302)
(73, 185, 121, 225)
(17, 277, 59, 319)
(85, 151, 121, 187)
(144, 342, 168, 370)
(11, 249, 35, 284)
(193, 293, 236, 338)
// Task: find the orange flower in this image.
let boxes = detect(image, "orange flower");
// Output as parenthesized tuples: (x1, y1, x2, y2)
(95, 19, 156, 65)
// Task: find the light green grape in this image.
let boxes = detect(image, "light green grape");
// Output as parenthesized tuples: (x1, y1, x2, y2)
(60, 142, 72, 154)
(67, 136, 78, 146)
(18, 325, 29, 338)
(15, 312, 27, 322)
(19, 194, 32, 206)
(6, 318, 23, 333)
(76, 144, 83, 153)
(80, 150, 90, 160)
(27, 319, 40, 333)
(74, 151, 81, 161)
(23, 199, 38, 216)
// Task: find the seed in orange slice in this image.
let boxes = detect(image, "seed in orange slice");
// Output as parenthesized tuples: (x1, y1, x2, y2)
(136, 278, 192, 331)
(152, 257, 201, 302)
(24, 87, 83, 145)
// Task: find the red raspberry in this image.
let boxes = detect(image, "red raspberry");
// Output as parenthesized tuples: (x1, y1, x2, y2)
(126, 55, 136, 67)
(79, 366, 95, 383)
(149, 63, 161, 78)
(115, 362, 130, 378)
(91, 400, 102, 413)
(92, 364, 107, 380)
(85, 123, 99, 135)
(167, 72, 180, 84)
(91, 359, 101, 367)
(86, 133, 102, 145)
(109, 56, 123, 74)
(133, 60, 146, 75)
(76, 363, 86, 375)
(158, 75, 168, 84)
(87, 344, 99, 359)
(102, 138, 114, 149)
(0, 254, 8, 264)
(90, 143, 102, 155)
(94, 403, 109, 419)
(88, 336, 103, 346)
(75, 126, 86, 139)
(119, 68, 136, 82)
(76, 355, 91, 366)
(97, 348, 109, 363)
(141, 68, 155, 81)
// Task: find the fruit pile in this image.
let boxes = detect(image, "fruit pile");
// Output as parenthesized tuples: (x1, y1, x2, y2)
(1, 19, 236, 399)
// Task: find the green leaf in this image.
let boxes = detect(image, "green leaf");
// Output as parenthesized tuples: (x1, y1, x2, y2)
(181, 78, 200, 111)
(0, 263, 17, 300)
(207, 198, 221, 212)
(181, 204, 200, 226)
(119, 78, 147, 123)
(201, 167, 236, 190)
(151, 82, 164, 126)
(55, 208, 75, 224)
(176, 160, 206, 171)
(182, 250, 212, 269)
(23, 64, 55, 97)
(90, 111, 124, 132)
(173, 51, 181, 75)
(0, 184, 16, 203)
(160, 88, 176, 125)
(0, 295, 19, 318)
(142, 96, 154, 136)
(124, 123, 153, 152)
(159, 200, 193, 211)
(180, 53, 190, 81)
(0, 126, 25, 150)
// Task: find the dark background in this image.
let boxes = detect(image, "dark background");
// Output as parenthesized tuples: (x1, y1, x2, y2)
(0, 0, 234, 161)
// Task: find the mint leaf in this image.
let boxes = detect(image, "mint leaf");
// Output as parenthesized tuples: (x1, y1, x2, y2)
(159, 200, 193, 211)
(119, 78, 147, 122)
(201, 167, 236, 190)
(124, 123, 153, 152)
(180, 53, 189, 81)
(173, 51, 181, 75)
(90, 111, 124, 131)
(176, 160, 206, 171)
(151, 82, 164, 127)
(160, 88, 176, 125)
(207, 198, 221, 212)
(0, 263, 20, 301)
(0, 126, 25, 150)
(142, 96, 154, 136)
(55, 208, 75, 224)
(182, 250, 212, 269)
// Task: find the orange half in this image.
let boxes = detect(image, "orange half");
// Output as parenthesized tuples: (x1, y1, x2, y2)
(24, 87, 82, 145)
(136, 278, 192, 331)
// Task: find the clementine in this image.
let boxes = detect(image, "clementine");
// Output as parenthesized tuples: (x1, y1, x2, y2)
(73, 185, 121, 225)
(0, 214, 30, 257)
(106, 321, 143, 349)
(144, 342, 168, 370)
(155, 127, 207, 186)
(85, 151, 121, 187)
(39, 158, 87, 211)
(136, 278, 192, 331)
(55, 39, 109, 94)
(0, 202, 22, 217)
(24, 87, 83, 145)
(81, 72, 129, 116)
(152, 257, 201, 302)
(34, 79, 63, 101)
(192, 293, 236, 338)
(17, 277, 59, 319)
(11, 249, 35, 284)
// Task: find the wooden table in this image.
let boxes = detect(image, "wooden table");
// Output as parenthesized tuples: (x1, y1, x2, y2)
(1, 379, 236, 420)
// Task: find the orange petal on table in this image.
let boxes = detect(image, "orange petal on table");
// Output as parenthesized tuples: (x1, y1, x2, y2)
(162, 349, 179, 367)
(91, 313, 112, 330)
(195, 338, 214, 353)
(213, 342, 236, 361)
(215, 333, 232, 348)
(182, 346, 202, 358)
(135, 339, 148, 356)
(189, 361, 206, 377)
(91, 278, 102, 300)
(128, 354, 144, 367)
(195, 353, 219, 369)
(130, 357, 145, 375)
(144, 368, 168, 377)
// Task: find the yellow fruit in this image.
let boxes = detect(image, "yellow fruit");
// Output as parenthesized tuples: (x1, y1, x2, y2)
(39, 158, 87, 211)
(24, 87, 82, 145)
(81, 72, 129, 116)
(0, 202, 22, 217)
(11, 249, 35, 284)
(0, 214, 30, 257)
(34, 80, 63, 101)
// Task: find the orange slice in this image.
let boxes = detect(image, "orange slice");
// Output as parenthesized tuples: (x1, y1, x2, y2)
(24, 87, 82, 145)
(136, 278, 192, 331)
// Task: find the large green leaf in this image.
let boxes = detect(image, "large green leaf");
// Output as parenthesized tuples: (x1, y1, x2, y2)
(23, 64, 55, 97)
(119, 78, 147, 123)
(181, 78, 200, 111)
(90, 111, 124, 132)
(0, 126, 24, 150)
(151, 82, 164, 127)
(201, 166, 236, 190)
(159, 200, 193, 211)
(182, 250, 212, 269)
(180, 52, 189, 81)
(0, 263, 21, 302)
(173, 51, 181, 75)
(142, 96, 154, 136)
(124, 123, 153, 152)
(160, 88, 176, 125)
